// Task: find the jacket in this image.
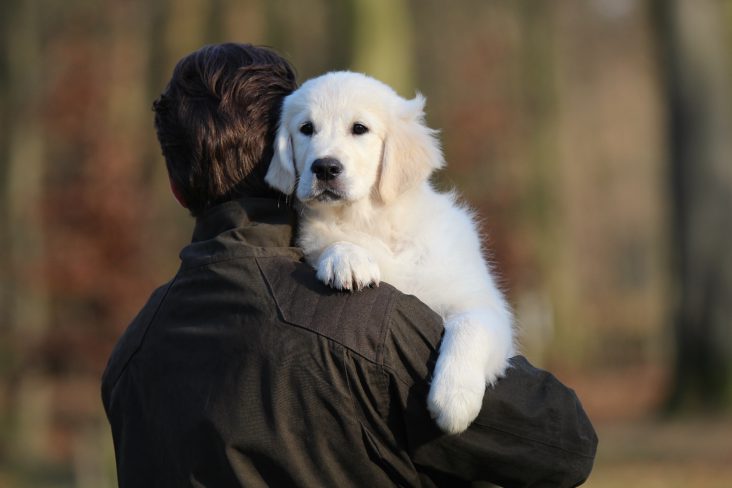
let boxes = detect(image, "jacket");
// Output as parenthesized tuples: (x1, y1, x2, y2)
(102, 197, 597, 487)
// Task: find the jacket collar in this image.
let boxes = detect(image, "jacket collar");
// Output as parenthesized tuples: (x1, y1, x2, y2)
(191, 197, 298, 248)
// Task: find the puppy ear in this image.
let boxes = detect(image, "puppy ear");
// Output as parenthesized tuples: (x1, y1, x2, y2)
(265, 122, 296, 195)
(378, 93, 444, 203)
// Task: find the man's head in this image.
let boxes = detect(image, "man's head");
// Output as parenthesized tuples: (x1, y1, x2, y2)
(153, 43, 297, 216)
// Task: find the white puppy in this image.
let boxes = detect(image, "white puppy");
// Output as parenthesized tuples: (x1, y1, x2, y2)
(265, 71, 515, 434)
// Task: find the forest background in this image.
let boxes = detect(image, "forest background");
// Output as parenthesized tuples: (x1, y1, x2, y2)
(1, 0, 731, 486)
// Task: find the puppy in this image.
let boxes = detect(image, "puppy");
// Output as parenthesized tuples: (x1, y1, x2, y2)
(265, 71, 514, 433)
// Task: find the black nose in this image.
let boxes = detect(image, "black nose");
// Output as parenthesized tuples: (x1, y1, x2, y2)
(311, 158, 343, 181)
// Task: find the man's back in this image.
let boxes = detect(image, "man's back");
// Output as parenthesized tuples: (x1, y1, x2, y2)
(102, 197, 597, 487)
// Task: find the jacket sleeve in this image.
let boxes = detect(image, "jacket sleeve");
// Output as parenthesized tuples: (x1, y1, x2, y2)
(383, 294, 598, 487)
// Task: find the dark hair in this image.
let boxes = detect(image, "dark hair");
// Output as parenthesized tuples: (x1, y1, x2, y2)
(152, 43, 297, 216)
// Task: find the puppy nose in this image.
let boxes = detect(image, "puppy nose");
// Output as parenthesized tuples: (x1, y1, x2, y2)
(311, 158, 343, 181)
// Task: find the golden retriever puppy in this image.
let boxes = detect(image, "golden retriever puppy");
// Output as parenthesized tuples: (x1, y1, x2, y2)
(265, 72, 515, 434)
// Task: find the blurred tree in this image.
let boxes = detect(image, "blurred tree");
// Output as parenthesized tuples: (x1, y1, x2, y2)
(0, 0, 52, 462)
(515, 0, 561, 364)
(351, 0, 414, 95)
(264, 0, 352, 80)
(550, 0, 668, 370)
(1, 0, 50, 350)
(655, 0, 732, 410)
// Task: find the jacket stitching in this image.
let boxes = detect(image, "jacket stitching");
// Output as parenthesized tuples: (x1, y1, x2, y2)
(471, 421, 597, 458)
(255, 257, 387, 366)
(105, 275, 178, 393)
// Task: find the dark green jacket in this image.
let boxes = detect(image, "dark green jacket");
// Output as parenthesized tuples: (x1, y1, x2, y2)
(102, 197, 597, 487)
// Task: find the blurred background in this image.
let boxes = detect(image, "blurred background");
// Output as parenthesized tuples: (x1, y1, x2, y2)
(1, 0, 731, 486)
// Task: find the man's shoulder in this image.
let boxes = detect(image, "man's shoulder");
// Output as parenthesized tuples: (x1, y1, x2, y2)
(101, 279, 175, 406)
(256, 255, 443, 366)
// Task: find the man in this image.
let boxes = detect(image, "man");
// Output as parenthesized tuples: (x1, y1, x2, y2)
(102, 43, 597, 487)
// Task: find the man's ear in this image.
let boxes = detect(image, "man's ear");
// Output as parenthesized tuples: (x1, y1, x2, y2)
(265, 122, 296, 195)
(378, 94, 444, 203)
(169, 177, 188, 208)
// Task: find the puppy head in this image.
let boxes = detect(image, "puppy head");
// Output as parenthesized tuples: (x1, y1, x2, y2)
(265, 71, 444, 206)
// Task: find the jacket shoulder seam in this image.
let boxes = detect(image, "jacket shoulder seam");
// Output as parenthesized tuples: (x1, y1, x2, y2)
(103, 276, 177, 395)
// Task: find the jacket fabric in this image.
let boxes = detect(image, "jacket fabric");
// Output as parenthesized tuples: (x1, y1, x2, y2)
(102, 197, 597, 487)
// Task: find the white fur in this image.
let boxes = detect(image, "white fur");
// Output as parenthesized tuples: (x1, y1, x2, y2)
(266, 71, 515, 434)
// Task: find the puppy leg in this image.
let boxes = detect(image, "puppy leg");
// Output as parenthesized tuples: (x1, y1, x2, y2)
(317, 241, 381, 291)
(427, 310, 513, 434)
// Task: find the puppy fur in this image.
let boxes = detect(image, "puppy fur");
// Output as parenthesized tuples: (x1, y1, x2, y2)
(265, 71, 515, 433)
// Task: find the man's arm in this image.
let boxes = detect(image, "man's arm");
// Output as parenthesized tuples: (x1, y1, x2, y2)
(384, 294, 597, 487)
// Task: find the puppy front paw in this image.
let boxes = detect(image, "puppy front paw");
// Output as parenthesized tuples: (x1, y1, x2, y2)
(427, 312, 513, 434)
(427, 358, 486, 434)
(316, 242, 380, 291)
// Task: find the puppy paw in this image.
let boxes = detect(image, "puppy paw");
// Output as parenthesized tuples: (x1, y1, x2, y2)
(316, 242, 380, 291)
(427, 360, 486, 434)
(427, 312, 513, 434)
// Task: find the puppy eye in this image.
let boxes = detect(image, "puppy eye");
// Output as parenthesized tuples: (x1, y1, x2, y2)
(352, 123, 369, 135)
(300, 122, 314, 136)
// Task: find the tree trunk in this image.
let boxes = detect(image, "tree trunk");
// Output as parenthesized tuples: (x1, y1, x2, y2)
(655, 0, 732, 411)
(351, 0, 415, 95)
(0, 0, 51, 459)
